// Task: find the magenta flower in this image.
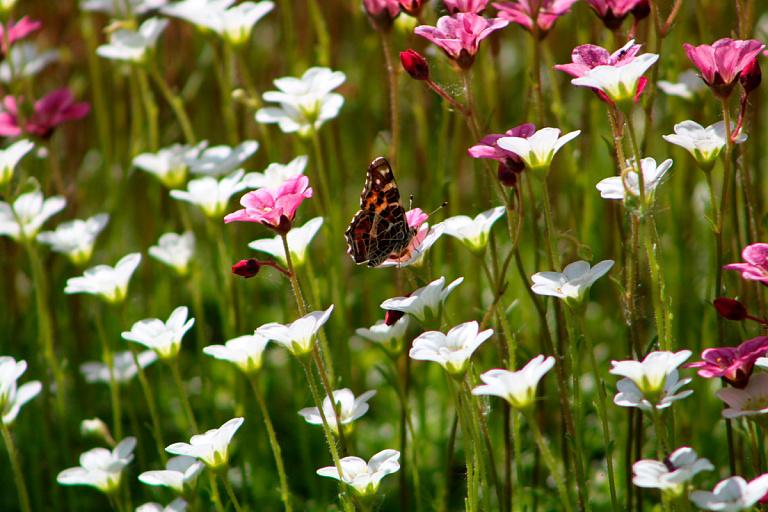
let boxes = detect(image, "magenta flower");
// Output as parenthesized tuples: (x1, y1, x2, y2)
(377, 208, 444, 268)
(362, 0, 401, 32)
(224, 175, 313, 234)
(468, 122, 535, 179)
(583, 0, 648, 30)
(414, 13, 508, 69)
(684, 38, 765, 98)
(0, 17, 42, 54)
(0, 88, 90, 138)
(493, 0, 578, 38)
(444, 0, 489, 14)
(685, 337, 768, 389)
(398, 0, 429, 17)
(724, 243, 768, 285)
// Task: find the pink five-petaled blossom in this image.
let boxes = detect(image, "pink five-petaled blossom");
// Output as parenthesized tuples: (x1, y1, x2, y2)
(724, 243, 768, 286)
(583, 0, 648, 30)
(469, 123, 535, 187)
(685, 337, 768, 389)
(493, 0, 578, 38)
(362, 0, 401, 32)
(444, 0, 488, 14)
(414, 13, 508, 69)
(0, 17, 42, 54)
(684, 38, 765, 98)
(0, 88, 90, 138)
(224, 175, 312, 234)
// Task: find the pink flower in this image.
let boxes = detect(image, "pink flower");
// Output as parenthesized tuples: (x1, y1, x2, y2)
(583, 0, 648, 30)
(224, 175, 313, 234)
(0, 17, 42, 54)
(468, 123, 536, 166)
(398, 0, 429, 17)
(724, 243, 768, 285)
(414, 13, 508, 69)
(444, 0, 489, 14)
(685, 337, 768, 389)
(362, 0, 401, 32)
(378, 208, 444, 268)
(493, 0, 578, 37)
(0, 88, 90, 138)
(684, 38, 765, 98)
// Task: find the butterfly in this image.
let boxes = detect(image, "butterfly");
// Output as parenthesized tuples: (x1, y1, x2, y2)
(344, 157, 417, 268)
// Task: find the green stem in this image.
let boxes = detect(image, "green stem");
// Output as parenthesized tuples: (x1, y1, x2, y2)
(207, 39, 239, 145)
(642, 218, 668, 349)
(147, 64, 197, 144)
(446, 378, 478, 512)
(521, 408, 573, 512)
(219, 470, 244, 512)
(306, 0, 331, 67)
(136, 68, 158, 152)
(650, 408, 670, 458)
(715, 98, 735, 345)
(1, 422, 31, 512)
(380, 31, 399, 169)
(539, 176, 561, 271)
(309, 126, 333, 225)
(208, 473, 225, 512)
(170, 360, 198, 433)
(234, 49, 275, 159)
(94, 311, 122, 440)
(208, 219, 237, 339)
(281, 233, 307, 316)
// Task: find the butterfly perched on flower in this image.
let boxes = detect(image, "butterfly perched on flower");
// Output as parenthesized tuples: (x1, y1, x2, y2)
(345, 157, 417, 268)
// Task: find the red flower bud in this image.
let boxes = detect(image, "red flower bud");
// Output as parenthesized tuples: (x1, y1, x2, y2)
(400, 49, 430, 81)
(713, 297, 748, 321)
(630, 0, 650, 21)
(398, 0, 429, 18)
(233, 259, 262, 278)
(385, 309, 406, 326)
(497, 162, 518, 188)
(740, 58, 761, 95)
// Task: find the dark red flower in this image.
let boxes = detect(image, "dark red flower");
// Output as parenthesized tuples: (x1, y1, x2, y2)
(400, 49, 430, 80)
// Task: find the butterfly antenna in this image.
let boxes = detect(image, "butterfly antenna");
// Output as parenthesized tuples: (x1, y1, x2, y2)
(409, 194, 413, 210)
(428, 202, 448, 216)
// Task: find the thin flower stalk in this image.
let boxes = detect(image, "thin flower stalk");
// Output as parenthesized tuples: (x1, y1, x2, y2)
(208, 36, 238, 145)
(147, 64, 196, 144)
(380, 30, 399, 168)
(208, 219, 237, 339)
(135, 67, 158, 152)
(170, 360, 198, 434)
(220, 472, 243, 512)
(233, 50, 275, 159)
(1, 421, 31, 512)
(93, 311, 123, 442)
(445, 377, 480, 511)
(715, 98, 735, 345)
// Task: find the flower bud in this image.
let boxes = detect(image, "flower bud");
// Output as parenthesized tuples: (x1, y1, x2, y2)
(385, 309, 406, 326)
(630, 0, 650, 21)
(740, 58, 761, 95)
(233, 259, 261, 278)
(497, 162, 517, 188)
(400, 49, 430, 81)
(398, 0, 429, 18)
(713, 297, 748, 321)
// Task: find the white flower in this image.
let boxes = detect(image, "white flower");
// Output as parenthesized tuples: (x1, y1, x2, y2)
(471, 355, 555, 410)
(716, 372, 768, 420)
(596, 157, 673, 208)
(531, 260, 614, 311)
(377, 220, 446, 268)
(663, 121, 746, 172)
(160, 0, 234, 27)
(133, 142, 209, 188)
(298, 388, 376, 434)
(170, 169, 248, 218)
(356, 316, 410, 355)
(657, 69, 707, 100)
(0, 357, 42, 424)
(80, 350, 158, 384)
(80, 418, 111, 440)
(136, 498, 188, 512)
(203, 333, 270, 375)
(0, 139, 34, 185)
(381, 276, 463, 325)
(243, 155, 308, 189)
(57, 437, 137, 494)
(571, 53, 660, 109)
(632, 447, 713, 498)
(0, 43, 60, 84)
(80, 0, 168, 16)
(690, 475, 768, 512)
(166, 417, 244, 471)
(409, 321, 493, 375)
(443, 206, 505, 255)
(610, 350, 693, 411)
(497, 127, 580, 178)
(316, 449, 400, 497)
(256, 305, 333, 356)
(185, 140, 259, 176)
(149, 231, 195, 276)
(37, 213, 110, 266)
(121, 306, 195, 361)
(64, 252, 142, 304)
(96, 17, 169, 63)
(139, 455, 205, 497)
(0, 190, 66, 242)
(255, 67, 346, 136)
(191, 1, 274, 47)
(248, 217, 322, 266)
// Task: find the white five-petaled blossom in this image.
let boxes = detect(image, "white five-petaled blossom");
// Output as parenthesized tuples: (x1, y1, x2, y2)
(149, 231, 195, 276)
(356, 316, 410, 356)
(160, 0, 234, 26)
(170, 169, 248, 218)
(0, 139, 34, 185)
(256, 305, 334, 356)
(381, 276, 463, 325)
(657, 69, 707, 100)
(316, 449, 400, 497)
(121, 306, 195, 362)
(166, 417, 244, 471)
(472, 355, 555, 411)
(663, 121, 746, 172)
(715, 372, 768, 420)
(299, 389, 377, 434)
(0, 44, 60, 84)
(136, 497, 188, 512)
(409, 321, 493, 376)
(0, 357, 42, 424)
(243, 155, 308, 189)
(57, 437, 137, 494)
(80, 350, 158, 384)
(531, 260, 614, 312)
(81, 0, 168, 16)
(185, 140, 259, 176)
(248, 217, 323, 266)
(596, 158, 673, 210)
(255, 67, 346, 136)
(37, 213, 110, 266)
(133, 141, 209, 188)
(64, 252, 142, 304)
(690, 475, 768, 512)
(191, 1, 274, 47)
(96, 17, 169, 63)
(632, 447, 714, 498)
(0, 190, 66, 242)
(139, 455, 205, 498)
(443, 206, 505, 255)
(571, 53, 660, 111)
(496, 127, 580, 178)
(203, 333, 270, 375)
(610, 350, 693, 411)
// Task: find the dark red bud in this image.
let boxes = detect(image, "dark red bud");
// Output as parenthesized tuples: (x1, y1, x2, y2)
(400, 50, 430, 81)
(385, 309, 406, 326)
(713, 297, 748, 321)
(630, 0, 650, 20)
(740, 58, 761, 95)
(233, 259, 261, 278)
(497, 162, 518, 188)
